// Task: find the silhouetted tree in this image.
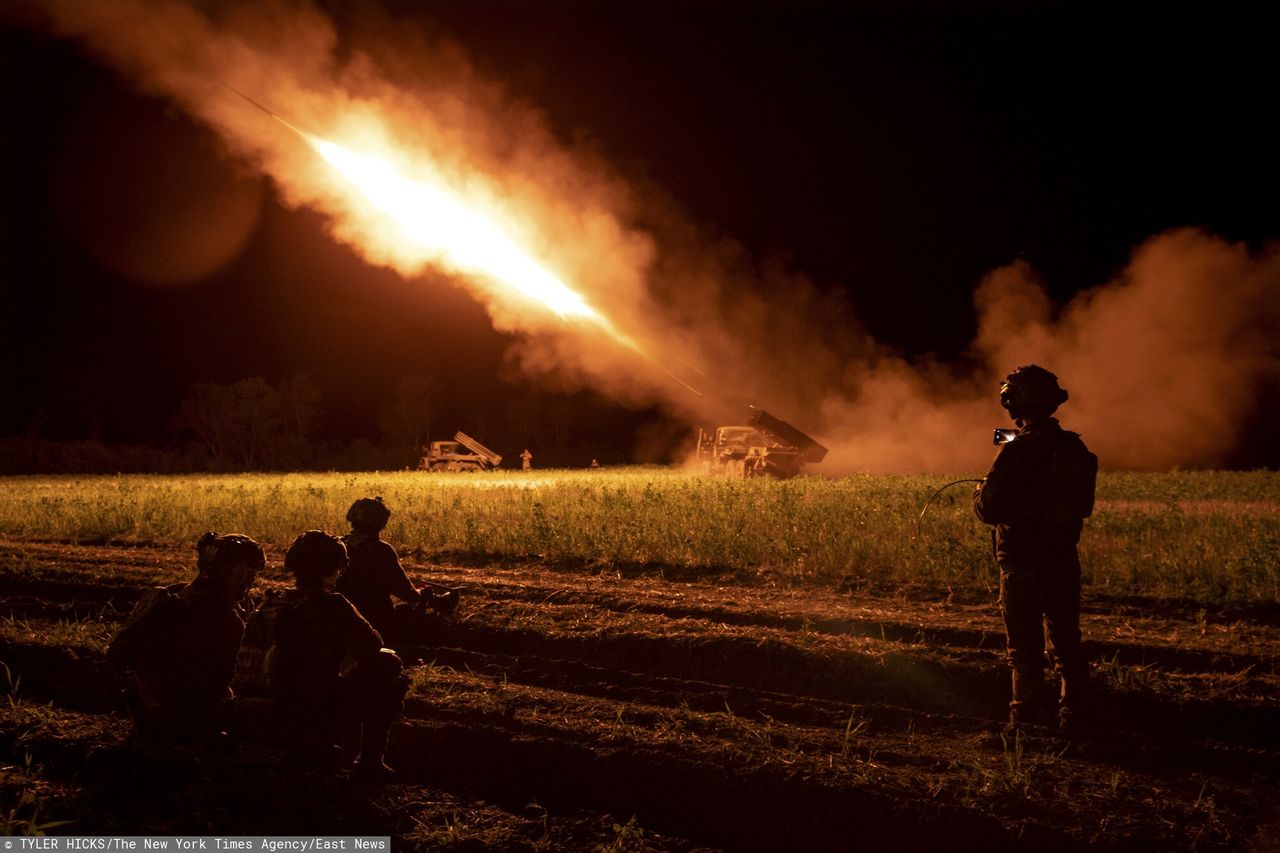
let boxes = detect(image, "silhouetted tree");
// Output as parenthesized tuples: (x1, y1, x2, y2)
(281, 374, 322, 446)
(177, 378, 291, 468)
(378, 375, 434, 453)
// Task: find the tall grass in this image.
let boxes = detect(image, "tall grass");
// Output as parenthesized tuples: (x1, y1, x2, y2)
(0, 469, 1276, 605)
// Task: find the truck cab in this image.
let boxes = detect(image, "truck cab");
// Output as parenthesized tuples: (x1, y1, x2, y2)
(695, 409, 826, 479)
(419, 432, 503, 472)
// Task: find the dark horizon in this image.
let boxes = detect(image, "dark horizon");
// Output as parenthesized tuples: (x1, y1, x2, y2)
(2, 0, 1277, 469)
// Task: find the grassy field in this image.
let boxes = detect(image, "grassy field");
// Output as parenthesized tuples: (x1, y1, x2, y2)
(3, 470, 1279, 848)
(1, 468, 1277, 604)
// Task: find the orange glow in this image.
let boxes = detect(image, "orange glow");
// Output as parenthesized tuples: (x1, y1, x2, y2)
(304, 132, 607, 322)
(297, 128, 707, 396)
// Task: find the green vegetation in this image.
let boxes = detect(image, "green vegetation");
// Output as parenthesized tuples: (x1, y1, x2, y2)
(0, 468, 1277, 604)
(0, 786, 75, 836)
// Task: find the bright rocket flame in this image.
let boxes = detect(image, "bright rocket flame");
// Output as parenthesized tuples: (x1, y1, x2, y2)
(305, 133, 602, 321)
(285, 120, 701, 397)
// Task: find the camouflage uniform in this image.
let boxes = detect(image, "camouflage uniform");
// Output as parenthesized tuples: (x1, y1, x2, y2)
(109, 581, 244, 737)
(273, 588, 407, 762)
(108, 533, 262, 741)
(974, 416, 1097, 726)
(270, 529, 408, 773)
(337, 532, 422, 643)
(232, 590, 291, 701)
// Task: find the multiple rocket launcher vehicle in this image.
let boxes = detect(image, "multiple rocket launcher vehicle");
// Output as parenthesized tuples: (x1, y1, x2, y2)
(223, 86, 829, 480)
(418, 431, 503, 471)
(419, 410, 827, 478)
(695, 407, 828, 479)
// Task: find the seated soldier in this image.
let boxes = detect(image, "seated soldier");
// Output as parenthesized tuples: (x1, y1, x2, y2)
(274, 529, 408, 780)
(108, 532, 263, 743)
(338, 496, 457, 646)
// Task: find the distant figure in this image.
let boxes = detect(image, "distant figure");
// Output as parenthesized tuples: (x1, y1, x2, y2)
(273, 530, 408, 779)
(338, 496, 458, 645)
(521, 448, 533, 471)
(973, 365, 1098, 733)
(108, 532, 263, 743)
(590, 459, 600, 469)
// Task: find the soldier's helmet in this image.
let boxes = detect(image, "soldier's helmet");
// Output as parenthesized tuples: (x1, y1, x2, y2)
(285, 530, 349, 588)
(999, 365, 1069, 420)
(196, 532, 265, 596)
(346, 496, 391, 533)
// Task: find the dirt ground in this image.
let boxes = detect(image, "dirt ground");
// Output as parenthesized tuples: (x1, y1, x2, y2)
(2, 538, 1278, 851)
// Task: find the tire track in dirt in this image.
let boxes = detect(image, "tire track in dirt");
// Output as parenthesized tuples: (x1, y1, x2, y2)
(3, 540, 1279, 850)
(465, 576, 1279, 677)
(2, 633, 1009, 851)
(4, 558, 1279, 750)
(5, 625, 1276, 784)
(4, 632, 1273, 852)
(2, 611, 1277, 754)
(4, 538, 1275, 675)
(0, 706, 705, 850)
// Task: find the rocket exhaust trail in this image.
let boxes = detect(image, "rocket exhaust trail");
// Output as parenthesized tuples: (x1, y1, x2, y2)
(219, 81, 304, 136)
(220, 82, 711, 402)
(631, 346, 705, 397)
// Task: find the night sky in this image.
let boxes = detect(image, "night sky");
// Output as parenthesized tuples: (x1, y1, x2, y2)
(2, 0, 1276, 465)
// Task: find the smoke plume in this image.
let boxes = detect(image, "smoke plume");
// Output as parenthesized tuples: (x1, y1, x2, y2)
(22, 0, 1280, 472)
(820, 233, 1279, 472)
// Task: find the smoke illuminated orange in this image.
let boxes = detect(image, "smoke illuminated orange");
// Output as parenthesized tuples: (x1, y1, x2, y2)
(304, 133, 604, 322)
(297, 128, 706, 397)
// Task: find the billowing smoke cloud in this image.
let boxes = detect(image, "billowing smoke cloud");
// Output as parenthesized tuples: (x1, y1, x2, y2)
(970, 232, 1279, 470)
(820, 232, 1280, 472)
(20, 0, 1280, 472)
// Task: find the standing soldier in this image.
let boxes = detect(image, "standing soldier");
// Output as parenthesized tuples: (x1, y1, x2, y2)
(973, 365, 1098, 732)
(338, 496, 457, 645)
(274, 530, 408, 780)
(108, 532, 264, 743)
(521, 448, 533, 470)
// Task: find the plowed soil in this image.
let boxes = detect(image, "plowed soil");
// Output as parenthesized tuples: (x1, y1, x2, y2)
(2, 538, 1278, 851)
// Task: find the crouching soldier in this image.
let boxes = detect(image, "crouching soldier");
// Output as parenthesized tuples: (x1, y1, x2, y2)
(274, 530, 409, 780)
(338, 496, 458, 647)
(108, 532, 264, 743)
(973, 365, 1098, 733)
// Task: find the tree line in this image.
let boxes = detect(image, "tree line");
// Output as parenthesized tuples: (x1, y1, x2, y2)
(3, 374, 674, 474)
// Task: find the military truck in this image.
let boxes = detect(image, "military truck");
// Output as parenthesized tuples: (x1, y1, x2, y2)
(695, 407, 827, 479)
(419, 431, 503, 472)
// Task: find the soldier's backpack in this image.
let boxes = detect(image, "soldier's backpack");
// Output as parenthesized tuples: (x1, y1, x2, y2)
(1036, 429, 1099, 523)
(107, 585, 186, 673)
(233, 589, 295, 699)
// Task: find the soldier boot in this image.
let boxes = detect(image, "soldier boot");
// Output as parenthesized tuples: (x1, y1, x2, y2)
(1007, 668, 1043, 730)
(353, 721, 395, 782)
